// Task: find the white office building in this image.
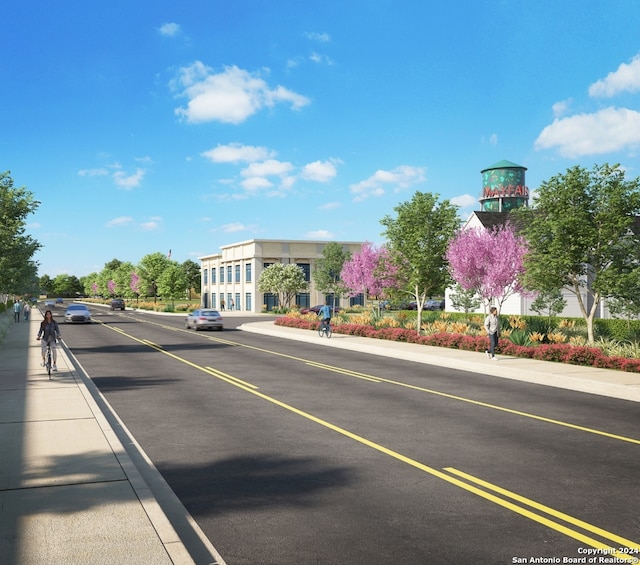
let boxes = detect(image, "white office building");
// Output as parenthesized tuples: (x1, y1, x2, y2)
(199, 239, 364, 313)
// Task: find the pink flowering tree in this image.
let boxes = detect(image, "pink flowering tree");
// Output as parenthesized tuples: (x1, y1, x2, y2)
(341, 242, 399, 307)
(91, 282, 99, 297)
(446, 222, 530, 312)
(130, 272, 140, 302)
(107, 279, 117, 297)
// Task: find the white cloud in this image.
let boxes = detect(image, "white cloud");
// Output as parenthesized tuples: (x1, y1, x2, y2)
(552, 99, 572, 118)
(488, 133, 498, 145)
(240, 159, 294, 178)
(350, 165, 426, 201)
(301, 159, 339, 182)
(159, 23, 181, 37)
(202, 143, 276, 163)
(589, 54, 640, 98)
(78, 168, 108, 177)
(306, 230, 333, 239)
(305, 32, 331, 42)
(113, 168, 146, 189)
(534, 107, 640, 157)
(140, 218, 161, 231)
(106, 216, 134, 228)
(173, 63, 310, 124)
(309, 52, 334, 65)
(450, 194, 477, 208)
(221, 222, 249, 233)
(241, 177, 273, 191)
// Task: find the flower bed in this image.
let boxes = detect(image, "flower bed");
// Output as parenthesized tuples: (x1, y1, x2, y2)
(274, 316, 640, 374)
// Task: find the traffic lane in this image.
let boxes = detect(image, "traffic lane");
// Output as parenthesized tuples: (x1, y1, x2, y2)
(69, 314, 640, 540)
(61, 318, 640, 560)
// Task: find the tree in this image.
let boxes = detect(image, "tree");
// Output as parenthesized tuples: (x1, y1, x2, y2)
(380, 191, 460, 332)
(138, 252, 172, 301)
(446, 222, 529, 312)
(340, 242, 398, 307)
(182, 259, 201, 300)
(530, 289, 567, 330)
(0, 171, 41, 296)
(157, 263, 188, 308)
(448, 283, 481, 315)
(516, 163, 640, 342)
(313, 242, 351, 309)
(52, 274, 83, 297)
(257, 263, 308, 310)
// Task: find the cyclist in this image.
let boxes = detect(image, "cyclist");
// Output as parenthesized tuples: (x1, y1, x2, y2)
(37, 310, 62, 371)
(318, 302, 332, 332)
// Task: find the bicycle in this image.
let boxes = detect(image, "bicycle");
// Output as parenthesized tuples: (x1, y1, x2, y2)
(44, 342, 53, 380)
(318, 319, 332, 338)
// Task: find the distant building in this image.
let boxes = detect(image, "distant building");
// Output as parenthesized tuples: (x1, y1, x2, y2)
(199, 239, 364, 313)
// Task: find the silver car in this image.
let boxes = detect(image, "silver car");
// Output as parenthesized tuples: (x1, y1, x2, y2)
(64, 304, 92, 323)
(185, 309, 223, 331)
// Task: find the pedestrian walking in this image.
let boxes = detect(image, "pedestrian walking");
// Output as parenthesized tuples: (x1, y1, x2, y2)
(220, 299, 225, 311)
(484, 306, 500, 360)
(13, 301, 21, 323)
(23, 302, 30, 322)
(229, 298, 234, 311)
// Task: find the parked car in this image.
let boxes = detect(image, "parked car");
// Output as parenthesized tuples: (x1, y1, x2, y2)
(110, 298, 125, 310)
(300, 304, 341, 315)
(64, 304, 91, 324)
(55, 297, 64, 304)
(425, 299, 445, 311)
(185, 309, 224, 331)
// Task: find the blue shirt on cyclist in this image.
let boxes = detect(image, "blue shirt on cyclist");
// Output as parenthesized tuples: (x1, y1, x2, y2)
(318, 304, 331, 321)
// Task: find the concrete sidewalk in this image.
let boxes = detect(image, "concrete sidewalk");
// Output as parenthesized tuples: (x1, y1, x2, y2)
(0, 311, 224, 565)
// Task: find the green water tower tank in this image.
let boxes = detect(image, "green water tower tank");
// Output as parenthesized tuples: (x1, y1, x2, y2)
(480, 160, 529, 212)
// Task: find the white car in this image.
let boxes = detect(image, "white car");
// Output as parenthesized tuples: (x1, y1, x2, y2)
(64, 304, 92, 324)
(185, 309, 223, 331)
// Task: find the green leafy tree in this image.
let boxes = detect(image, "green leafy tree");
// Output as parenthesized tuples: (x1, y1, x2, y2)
(313, 242, 351, 309)
(52, 274, 82, 297)
(138, 252, 172, 301)
(530, 289, 567, 330)
(39, 274, 54, 296)
(0, 171, 41, 296)
(258, 263, 308, 310)
(113, 262, 137, 299)
(380, 191, 460, 332)
(157, 262, 188, 308)
(448, 283, 481, 315)
(516, 163, 640, 342)
(182, 259, 201, 300)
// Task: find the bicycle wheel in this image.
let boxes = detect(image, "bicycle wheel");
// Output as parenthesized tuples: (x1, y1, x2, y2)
(325, 325, 332, 338)
(47, 348, 52, 379)
(318, 324, 325, 338)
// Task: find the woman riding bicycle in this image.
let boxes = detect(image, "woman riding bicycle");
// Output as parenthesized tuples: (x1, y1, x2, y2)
(37, 310, 61, 371)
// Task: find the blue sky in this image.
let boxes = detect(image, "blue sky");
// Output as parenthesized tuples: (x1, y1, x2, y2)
(4, 1, 640, 278)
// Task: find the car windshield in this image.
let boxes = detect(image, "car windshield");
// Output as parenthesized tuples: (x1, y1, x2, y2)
(67, 305, 87, 311)
(200, 310, 220, 316)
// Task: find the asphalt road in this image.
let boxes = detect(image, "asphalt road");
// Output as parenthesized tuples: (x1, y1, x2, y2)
(57, 307, 640, 565)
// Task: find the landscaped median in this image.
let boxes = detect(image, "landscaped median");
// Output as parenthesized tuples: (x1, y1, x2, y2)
(275, 314, 640, 374)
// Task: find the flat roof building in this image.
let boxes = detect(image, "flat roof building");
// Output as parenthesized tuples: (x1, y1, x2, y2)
(199, 239, 364, 313)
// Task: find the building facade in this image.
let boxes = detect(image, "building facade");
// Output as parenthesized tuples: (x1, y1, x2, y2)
(199, 239, 364, 313)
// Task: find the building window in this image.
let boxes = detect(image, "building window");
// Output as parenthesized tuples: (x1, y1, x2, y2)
(227, 266, 232, 283)
(220, 267, 224, 283)
(297, 263, 311, 282)
(245, 292, 252, 312)
(235, 264, 240, 283)
(203, 269, 208, 285)
(211, 268, 216, 284)
(245, 263, 252, 282)
(235, 292, 240, 311)
(211, 293, 217, 308)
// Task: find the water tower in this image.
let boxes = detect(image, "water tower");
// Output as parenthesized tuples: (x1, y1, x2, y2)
(479, 160, 529, 212)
